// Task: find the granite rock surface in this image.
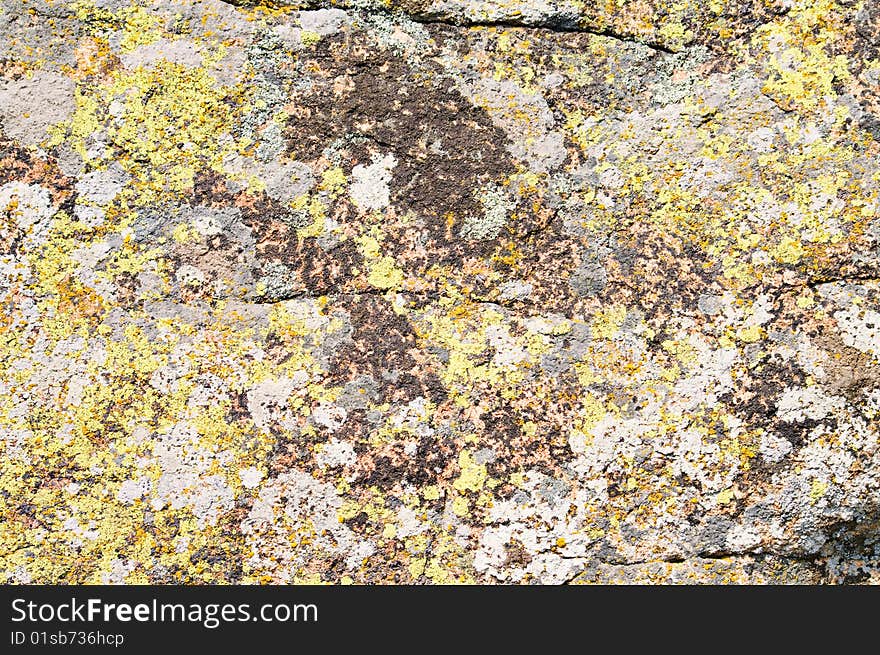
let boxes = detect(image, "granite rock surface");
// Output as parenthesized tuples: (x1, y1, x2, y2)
(2, 0, 880, 583)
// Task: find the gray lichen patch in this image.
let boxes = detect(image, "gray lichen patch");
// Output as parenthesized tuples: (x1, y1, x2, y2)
(460, 184, 513, 241)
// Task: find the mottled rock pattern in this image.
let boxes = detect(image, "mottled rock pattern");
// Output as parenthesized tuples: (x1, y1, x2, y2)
(1, 0, 879, 584)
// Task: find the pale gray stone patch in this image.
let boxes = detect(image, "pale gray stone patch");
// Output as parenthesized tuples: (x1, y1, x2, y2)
(834, 306, 880, 358)
(542, 72, 565, 89)
(223, 153, 315, 204)
(207, 45, 249, 86)
(175, 264, 206, 287)
(69, 239, 118, 298)
(759, 433, 794, 465)
(273, 23, 306, 51)
(350, 153, 396, 212)
(297, 8, 351, 35)
(0, 70, 75, 147)
(776, 386, 846, 423)
(475, 469, 594, 582)
(7, 566, 32, 584)
(698, 293, 724, 316)
(498, 280, 533, 301)
(118, 37, 203, 70)
(117, 478, 151, 504)
(189, 206, 244, 238)
(239, 467, 263, 489)
(465, 77, 566, 173)
(530, 130, 567, 170)
(335, 380, 378, 412)
(246, 374, 309, 433)
(191, 474, 235, 527)
(316, 438, 357, 468)
(0, 2, 80, 66)
(747, 126, 777, 153)
(100, 559, 137, 584)
(725, 524, 764, 552)
(186, 373, 230, 410)
(473, 448, 496, 464)
(425, 0, 582, 27)
(73, 205, 107, 228)
(0, 181, 53, 247)
(149, 363, 187, 394)
(149, 422, 237, 527)
(53, 142, 88, 178)
(75, 163, 130, 205)
(677, 157, 738, 199)
(569, 250, 608, 297)
(395, 506, 428, 539)
(487, 324, 529, 368)
(152, 0, 258, 41)
(311, 403, 348, 432)
(242, 470, 377, 578)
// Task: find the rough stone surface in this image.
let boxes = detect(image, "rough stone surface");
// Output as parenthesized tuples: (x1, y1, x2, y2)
(1, 0, 880, 584)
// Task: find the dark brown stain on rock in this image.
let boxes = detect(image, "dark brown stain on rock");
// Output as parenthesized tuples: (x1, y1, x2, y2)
(325, 295, 447, 405)
(285, 34, 515, 241)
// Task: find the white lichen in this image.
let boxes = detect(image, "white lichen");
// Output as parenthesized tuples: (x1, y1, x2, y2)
(350, 153, 397, 212)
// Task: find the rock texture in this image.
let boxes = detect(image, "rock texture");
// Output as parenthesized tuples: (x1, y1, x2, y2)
(1, 0, 880, 584)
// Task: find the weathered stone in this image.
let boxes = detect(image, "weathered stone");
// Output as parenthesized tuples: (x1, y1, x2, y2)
(1, 0, 879, 585)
